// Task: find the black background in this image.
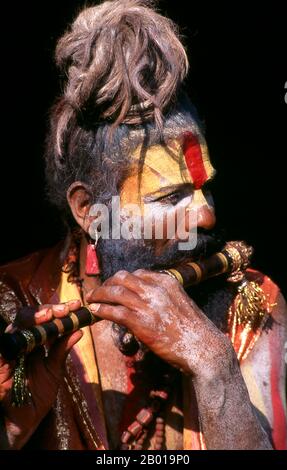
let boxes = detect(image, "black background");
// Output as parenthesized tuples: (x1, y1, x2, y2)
(1, 1, 286, 295)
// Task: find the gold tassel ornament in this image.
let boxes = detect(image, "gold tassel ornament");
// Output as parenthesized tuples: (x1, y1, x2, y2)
(12, 355, 31, 407)
(225, 241, 267, 329)
(232, 278, 267, 327)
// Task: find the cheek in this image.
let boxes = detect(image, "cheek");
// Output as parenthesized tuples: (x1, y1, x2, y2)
(120, 176, 140, 207)
(143, 203, 178, 240)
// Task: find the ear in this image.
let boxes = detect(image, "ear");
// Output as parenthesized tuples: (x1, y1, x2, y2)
(67, 182, 93, 233)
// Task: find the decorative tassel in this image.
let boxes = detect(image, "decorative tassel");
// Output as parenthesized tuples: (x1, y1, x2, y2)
(12, 355, 31, 407)
(231, 277, 267, 328)
(85, 243, 101, 275)
(225, 241, 267, 329)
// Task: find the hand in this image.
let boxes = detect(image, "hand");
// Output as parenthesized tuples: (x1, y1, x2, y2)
(86, 270, 235, 378)
(0, 300, 83, 449)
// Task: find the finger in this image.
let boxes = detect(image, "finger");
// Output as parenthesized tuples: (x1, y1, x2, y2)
(5, 324, 17, 334)
(34, 306, 54, 325)
(0, 362, 14, 383)
(45, 330, 83, 382)
(35, 300, 82, 323)
(89, 303, 131, 327)
(14, 306, 38, 328)
(133, 269, 167, 282)
(50, 300, 82, 318)
(133, 269, 180, 289)
(66, 299, 82, 312)
(16, 305, 53, 327)
(86, 285, 145, 311)
(103, 270, 153, 294)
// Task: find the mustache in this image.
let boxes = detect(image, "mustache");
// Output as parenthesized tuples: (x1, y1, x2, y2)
(97, 226, 226, 281)
(151, 227, 226, 271)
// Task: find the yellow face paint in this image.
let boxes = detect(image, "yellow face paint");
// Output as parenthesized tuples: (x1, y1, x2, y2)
(120, 133, 216, 212)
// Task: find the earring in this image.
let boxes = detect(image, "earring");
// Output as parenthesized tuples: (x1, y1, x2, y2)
(85, 232, 101, 275)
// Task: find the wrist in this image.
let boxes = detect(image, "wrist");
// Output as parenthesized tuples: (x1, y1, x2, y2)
(191, 339, 239, 385)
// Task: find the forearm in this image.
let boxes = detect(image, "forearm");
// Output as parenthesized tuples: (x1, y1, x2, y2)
(192, 353, 272, 450)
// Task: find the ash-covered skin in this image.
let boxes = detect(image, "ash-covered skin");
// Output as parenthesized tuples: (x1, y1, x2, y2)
(87, 242, 273, 449)
(97, 226, 226, 348)
(193, 362, 272, 449)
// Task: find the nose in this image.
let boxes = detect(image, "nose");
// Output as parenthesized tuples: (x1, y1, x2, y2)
(185, 189, 216, 231)
(196, 204, 216, 230)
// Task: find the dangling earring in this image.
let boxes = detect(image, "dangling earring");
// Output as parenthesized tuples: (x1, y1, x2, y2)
(85, 231, 101, 275)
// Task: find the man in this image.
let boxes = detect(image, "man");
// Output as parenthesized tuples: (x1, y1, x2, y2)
(0, 0, 286, 450)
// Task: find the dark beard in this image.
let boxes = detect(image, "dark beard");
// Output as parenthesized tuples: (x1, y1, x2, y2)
(96, 227, 236, 354)
(97, 227, 225, 281)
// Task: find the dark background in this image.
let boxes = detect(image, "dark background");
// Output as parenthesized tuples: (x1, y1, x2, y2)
(1, 1, 286, 295)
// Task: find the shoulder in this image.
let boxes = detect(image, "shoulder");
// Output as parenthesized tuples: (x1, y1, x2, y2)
(0, 251, 44, 325)
(245, 268, 283, 312)
(0, 250, 48, 283)
(0, 244, 63, 328)
(240, 270, 287, 449)
(245, 268, 286, 347)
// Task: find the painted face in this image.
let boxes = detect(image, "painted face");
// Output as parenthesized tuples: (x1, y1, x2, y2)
(120, 131, 216, 227)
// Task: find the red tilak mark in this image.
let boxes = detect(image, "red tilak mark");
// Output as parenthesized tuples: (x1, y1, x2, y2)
(182, 132, 208, 190)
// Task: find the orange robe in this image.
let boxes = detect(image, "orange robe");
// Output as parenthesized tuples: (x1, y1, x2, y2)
(0, 241, 284, 449)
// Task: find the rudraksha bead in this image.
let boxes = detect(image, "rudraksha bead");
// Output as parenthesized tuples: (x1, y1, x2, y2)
(128, 420, 143, 437)
(136, 408, 153, 426)
(121, 430, 133, 444)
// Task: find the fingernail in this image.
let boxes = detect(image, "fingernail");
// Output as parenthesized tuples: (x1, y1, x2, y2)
(5, 324, 14, 333)
(68, 300, 80, 305)
(89, 304, 101, 314)
(35, 309, 48, 319)
(53, 304, 66, 313)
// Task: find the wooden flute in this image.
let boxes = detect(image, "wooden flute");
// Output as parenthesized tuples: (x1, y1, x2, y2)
(0, 241, 252, 361)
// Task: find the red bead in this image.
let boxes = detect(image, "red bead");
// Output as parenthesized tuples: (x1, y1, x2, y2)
(155, 443, 163, 450)
(120, 444, 130, 450)
(121, 430, 133, 444)
(150, 390, 168, 401)
(156, 422, 165, 429)
(128, 421, 143, 437)
(134, 444, 143, 450)
(136, 408, 153, 426)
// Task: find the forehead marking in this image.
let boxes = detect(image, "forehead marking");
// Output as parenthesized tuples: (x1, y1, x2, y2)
(182, 132, 209, 190)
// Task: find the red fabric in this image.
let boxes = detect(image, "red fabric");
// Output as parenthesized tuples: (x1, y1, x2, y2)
(182, 132, 208, 190)
(269, 318, 287, 449)
(118, 357, 150, 437)
(270, 347, 287, 449)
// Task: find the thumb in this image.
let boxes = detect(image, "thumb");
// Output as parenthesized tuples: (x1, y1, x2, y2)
(45, 330, 83, 381)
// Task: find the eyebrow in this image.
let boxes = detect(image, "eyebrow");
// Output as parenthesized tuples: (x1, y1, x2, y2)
(143, 170, 217, 202)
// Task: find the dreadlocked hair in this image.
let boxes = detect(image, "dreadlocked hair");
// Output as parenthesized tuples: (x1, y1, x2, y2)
(45, 0, 201, 225)
(54, 0, 188, 156)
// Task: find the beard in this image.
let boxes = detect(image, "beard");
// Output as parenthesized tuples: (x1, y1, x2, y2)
(97, 227, 225, 281)
(96, 226, 236, 357)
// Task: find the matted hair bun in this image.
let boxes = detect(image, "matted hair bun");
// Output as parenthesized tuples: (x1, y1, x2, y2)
(54, 0, 188, 154)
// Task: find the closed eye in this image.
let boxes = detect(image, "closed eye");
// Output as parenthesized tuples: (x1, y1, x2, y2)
(154, 185, 194, 206)
(155, 191, 184, 205)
